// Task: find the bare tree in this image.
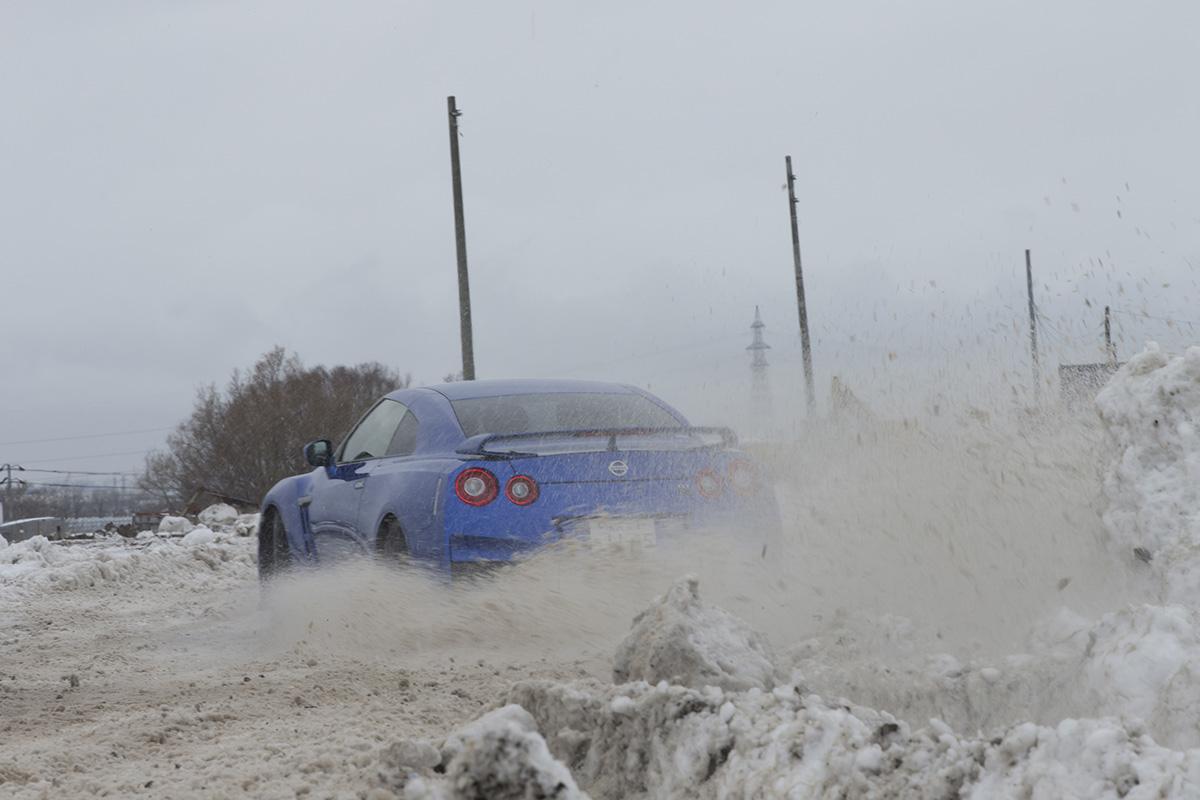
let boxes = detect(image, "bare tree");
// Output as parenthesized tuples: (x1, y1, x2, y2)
(140, 347, 408, 506)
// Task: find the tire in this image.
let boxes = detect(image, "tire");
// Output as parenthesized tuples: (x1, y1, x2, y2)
(258, 509, 292, 581)
(376, 516, 409, 565)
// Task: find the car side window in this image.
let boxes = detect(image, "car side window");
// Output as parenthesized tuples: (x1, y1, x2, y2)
(385, 410, 420, 457)
(337, 399, 408, 463)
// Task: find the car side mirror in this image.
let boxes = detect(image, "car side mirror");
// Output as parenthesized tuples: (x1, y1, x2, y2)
(304, 439, 333, 468)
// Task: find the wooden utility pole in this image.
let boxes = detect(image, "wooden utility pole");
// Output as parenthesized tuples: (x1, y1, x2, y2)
(785, 156, 815, 413)
(1104, 305, 1116, 366)
(447, 96, 476, 381)
(1025, 249, 1040, 401)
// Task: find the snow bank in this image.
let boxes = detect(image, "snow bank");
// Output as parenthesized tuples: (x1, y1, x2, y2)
(507, 678, 1200, 798)
(788, 604, 1200, 749)
(612, 575, 777, 691)
(450, 531, 1200, 799)
(1096, 343, 1200, 600)
(0, 532, 254, 600)
(0, 506, 255, 602)
(1073, 345, 1200, 747)
(787, 628, 1074, 737)
(1079, 604, 1200, 748)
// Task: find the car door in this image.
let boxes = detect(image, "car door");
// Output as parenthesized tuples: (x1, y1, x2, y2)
(356, 405, 422, 539)
(307, 398, 407, 558)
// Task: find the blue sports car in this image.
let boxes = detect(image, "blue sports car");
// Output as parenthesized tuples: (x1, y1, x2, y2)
(258, 378, 779, 579)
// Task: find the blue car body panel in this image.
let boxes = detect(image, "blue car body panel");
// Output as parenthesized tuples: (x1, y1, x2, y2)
(260, 379, 780, 572)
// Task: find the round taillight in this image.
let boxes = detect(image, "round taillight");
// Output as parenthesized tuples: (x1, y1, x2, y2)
(455, 468, 498, 506)
(728, 459, 757, 495)
(505, 475, 539, 506)
(696, 468, 723, 499)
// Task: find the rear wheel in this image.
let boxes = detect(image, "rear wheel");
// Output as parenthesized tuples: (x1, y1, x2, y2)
(258, 509, 292, 581)
(376, 516, 409, 565)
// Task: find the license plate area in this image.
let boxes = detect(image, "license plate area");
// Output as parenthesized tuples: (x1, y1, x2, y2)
(586, 517, 657, 550)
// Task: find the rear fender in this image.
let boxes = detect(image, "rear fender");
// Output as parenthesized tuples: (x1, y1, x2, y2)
(359, 458, 461, 561)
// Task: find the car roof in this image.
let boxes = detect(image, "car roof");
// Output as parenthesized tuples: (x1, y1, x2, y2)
(419, 378, 639, 402)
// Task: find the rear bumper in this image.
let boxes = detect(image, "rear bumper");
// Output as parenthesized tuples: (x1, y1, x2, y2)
(445, 494, 781, 566)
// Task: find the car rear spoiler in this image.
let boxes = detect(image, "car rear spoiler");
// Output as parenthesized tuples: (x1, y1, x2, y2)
(455, 426, 738, 458)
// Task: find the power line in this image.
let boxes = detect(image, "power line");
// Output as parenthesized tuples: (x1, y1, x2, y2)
(20, 467, 141, 477)
(0, 426, 172, 448)
(23, 481, 146, 491)
(1034, 310, 1068, 346)
(18, 449, 155, 465)
(1110, 309, 1200, 328)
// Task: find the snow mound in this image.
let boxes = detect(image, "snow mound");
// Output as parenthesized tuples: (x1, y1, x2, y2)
(508, 679, 1200, 799)
(180, 526, 218, 547)
(0, 533, 255, 600)
(612, 575, 777, 691)
(439, 705, 586, 799)
(1079, 344, 1200, 747)
(1096, 343, 1200, 600)
(157, 515, 195, 534)
(0, 532, 7, 549)
(233, 512, 260, 537)
(789, 603, 1200, 749)
(198, 503, 239, 528)
(788, 642, 1072, 737)
(1081, 604, 1200, 748)
(374, 705, 586, 800)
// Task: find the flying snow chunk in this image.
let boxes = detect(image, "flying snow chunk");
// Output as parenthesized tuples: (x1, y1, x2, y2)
(613, 575, 777, 691)
(198, 503, 239, 528)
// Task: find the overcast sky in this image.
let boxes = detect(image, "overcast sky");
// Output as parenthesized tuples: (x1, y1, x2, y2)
(2, 0, 1198, 478)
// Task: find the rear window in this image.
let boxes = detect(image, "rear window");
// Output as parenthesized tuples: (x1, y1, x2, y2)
(451, 392, 681, 437)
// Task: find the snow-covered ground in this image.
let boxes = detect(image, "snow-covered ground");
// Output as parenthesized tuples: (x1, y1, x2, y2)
(0, 527, 253, 600)
(4, 346, 1200, 797)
